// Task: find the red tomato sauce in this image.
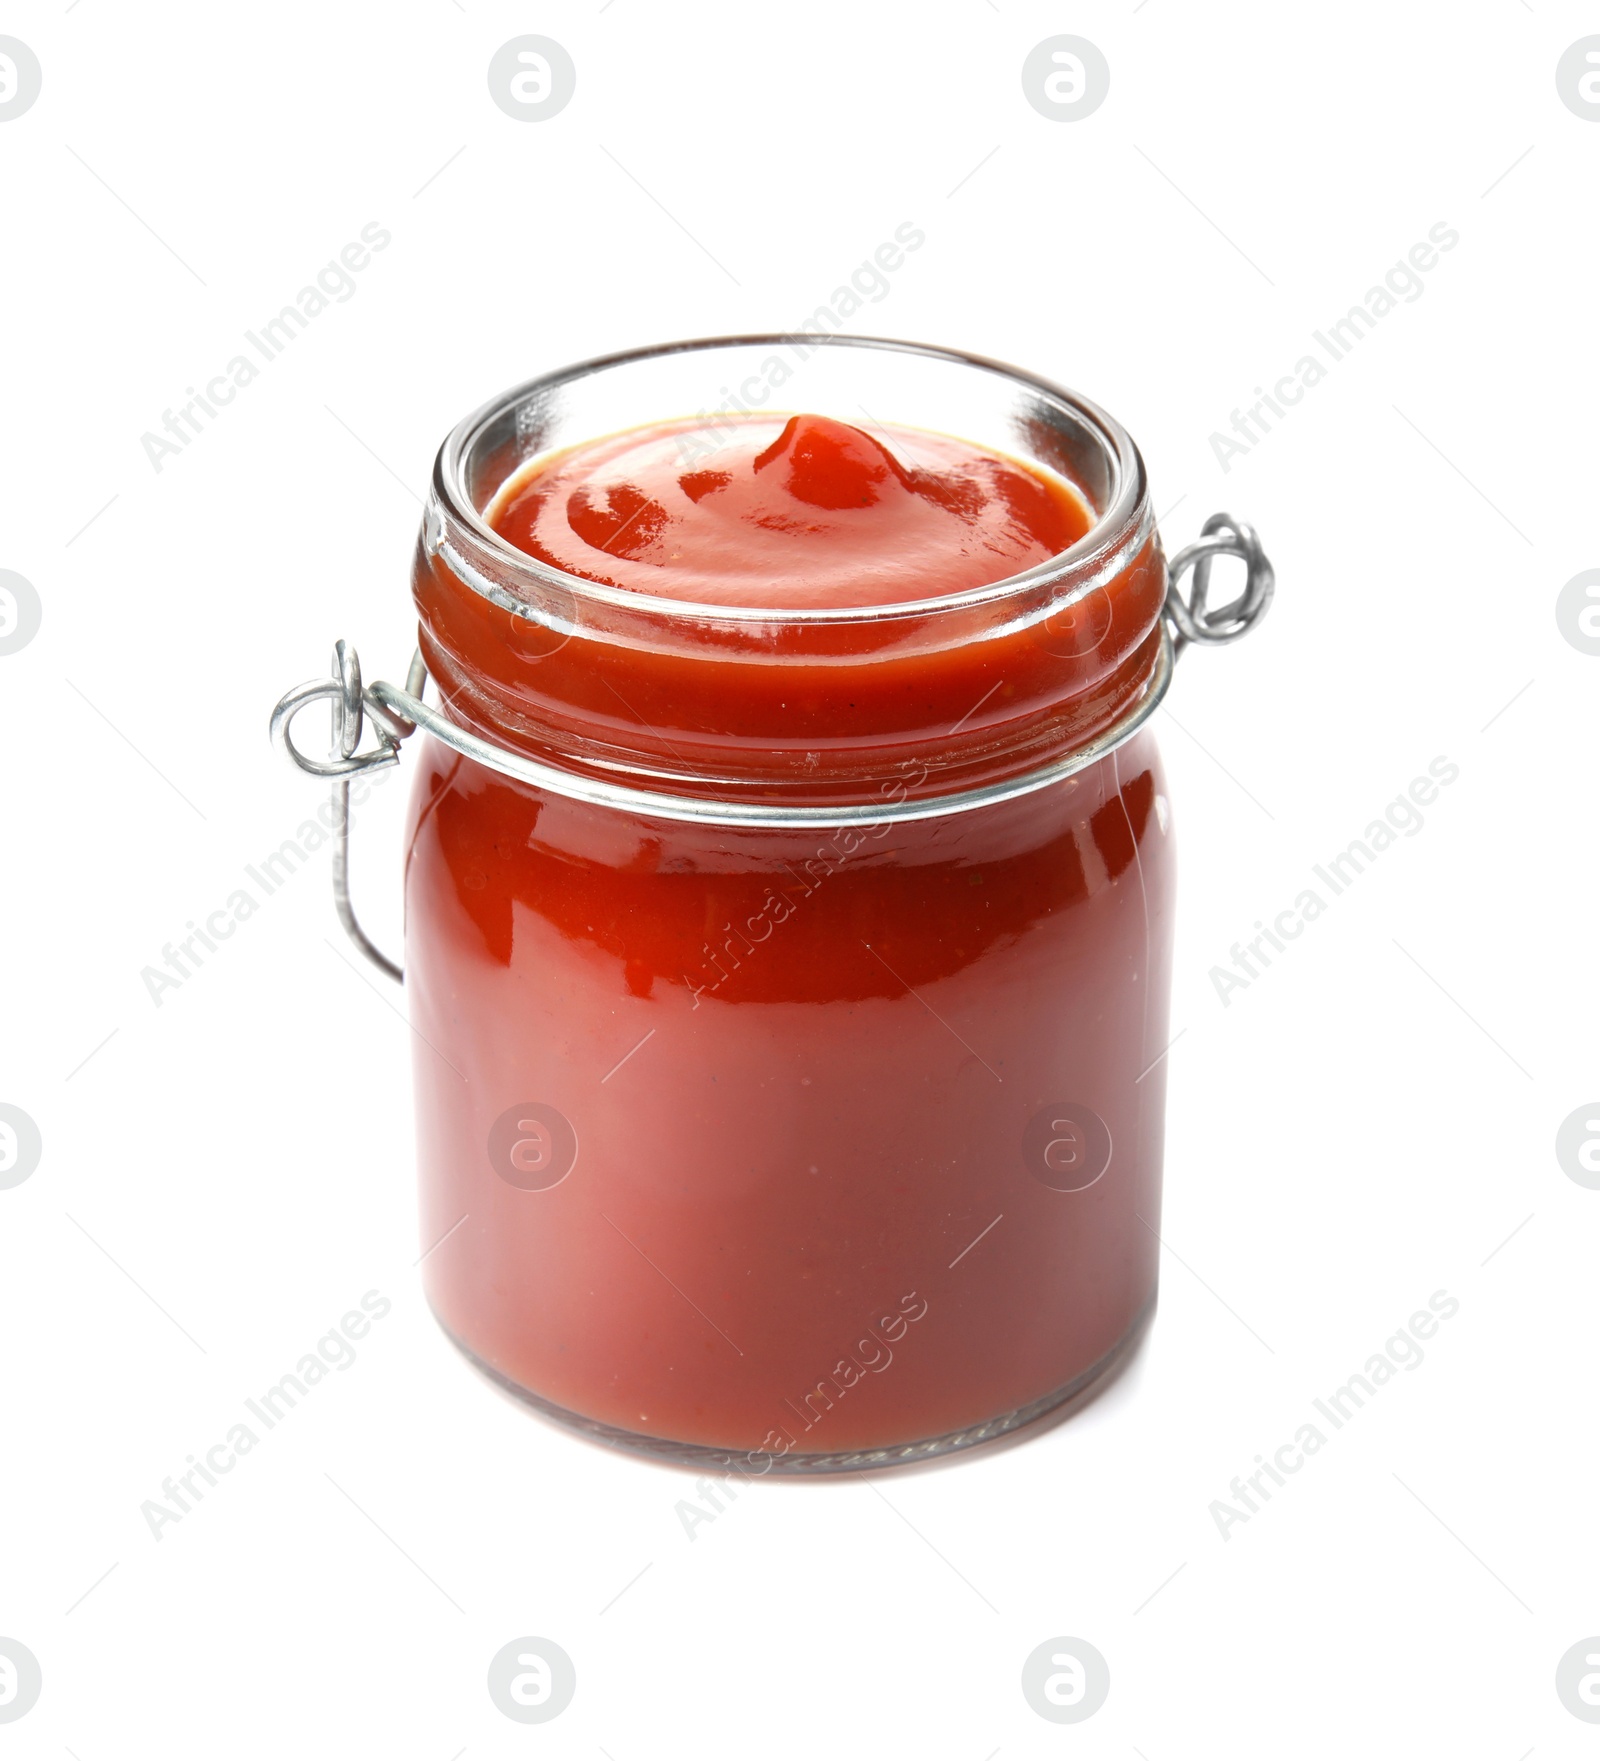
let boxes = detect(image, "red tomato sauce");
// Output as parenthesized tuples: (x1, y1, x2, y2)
(405, 413, 1171, 1463)
(486, 412, 1092, 608)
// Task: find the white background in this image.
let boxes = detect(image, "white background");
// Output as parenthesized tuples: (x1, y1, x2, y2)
(3, 2, 1597, 1754)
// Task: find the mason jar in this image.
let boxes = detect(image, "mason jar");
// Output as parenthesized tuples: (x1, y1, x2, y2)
(271, 335, 1273, 1472)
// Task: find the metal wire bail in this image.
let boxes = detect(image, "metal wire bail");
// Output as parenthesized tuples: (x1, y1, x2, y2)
(1163, 511, 1275, 654)
(270, 512, 1274, 984)
(269, 641, 416, 982)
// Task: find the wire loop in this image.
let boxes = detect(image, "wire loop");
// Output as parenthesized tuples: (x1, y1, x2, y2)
(1164, 512, 1275, 653)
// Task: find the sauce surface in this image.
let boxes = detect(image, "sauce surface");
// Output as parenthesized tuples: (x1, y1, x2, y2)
(487, 413, 1093, 609)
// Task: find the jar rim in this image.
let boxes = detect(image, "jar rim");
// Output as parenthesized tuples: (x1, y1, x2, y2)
(429, 333, 1152, 629)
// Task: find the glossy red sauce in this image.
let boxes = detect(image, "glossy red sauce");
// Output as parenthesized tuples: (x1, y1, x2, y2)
(486, 412, 1092, 608)
(405, 413, 1171, 1463)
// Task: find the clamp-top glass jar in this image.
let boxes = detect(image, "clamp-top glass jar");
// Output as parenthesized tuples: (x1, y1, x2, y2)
(271, 335, 1273, 1471)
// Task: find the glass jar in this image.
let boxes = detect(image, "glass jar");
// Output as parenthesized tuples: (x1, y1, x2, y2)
(271, 336, 1273, 1472)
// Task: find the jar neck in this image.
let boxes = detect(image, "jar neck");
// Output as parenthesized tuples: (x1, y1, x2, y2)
(412, 526, 1168, 812)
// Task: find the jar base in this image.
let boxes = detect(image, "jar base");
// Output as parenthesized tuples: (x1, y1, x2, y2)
(431, 1293, 1156, 1475)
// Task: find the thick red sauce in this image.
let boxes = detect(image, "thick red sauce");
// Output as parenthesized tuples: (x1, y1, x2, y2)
(486, 412, 1092, 608)
(405, 413, 1171, 1462)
